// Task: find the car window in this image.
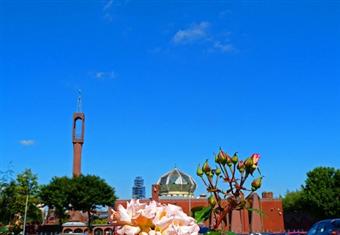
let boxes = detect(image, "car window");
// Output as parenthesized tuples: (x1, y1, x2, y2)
(320, 221, 340, 235)
(317, 222, 329, 235)
(308, 220, 340, 235)
(308, 223, 319, 235)
(332, 220, 340, 229)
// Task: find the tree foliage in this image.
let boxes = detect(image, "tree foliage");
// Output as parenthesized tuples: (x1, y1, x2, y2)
(39, 174, 116, 232)
(0, 169, 42, 234)
(39, 176, 72, 226)
(302, 167, 340, 219)
(282, 190, 305, 213)
(0, 181, 18, 225)
(283, 166, 340, 221)
(69, 175, 117, 231)
(2, 169, 117, 234)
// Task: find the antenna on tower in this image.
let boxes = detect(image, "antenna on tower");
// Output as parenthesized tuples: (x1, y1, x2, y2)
(77, 89, 82, 112)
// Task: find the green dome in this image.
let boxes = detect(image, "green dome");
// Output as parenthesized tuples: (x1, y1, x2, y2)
(157, 168, 196, 197)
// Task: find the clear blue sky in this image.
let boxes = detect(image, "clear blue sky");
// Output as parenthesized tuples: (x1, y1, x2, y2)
(0, 0, 339, 199)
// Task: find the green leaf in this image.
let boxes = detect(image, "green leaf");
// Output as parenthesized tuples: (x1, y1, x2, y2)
(225, 232, 237, 235)
(207, 231, 222, 235)
(191, 206, 212, 223)
(0, 225, 9, 233)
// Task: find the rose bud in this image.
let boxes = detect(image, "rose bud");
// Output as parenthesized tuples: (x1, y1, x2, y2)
(196, 164, 203, 177)
(202, 160, 211, 174)
(251, 177, 262, 191)
(226, 154, 233, 167)
(231, 152, 238, 164)
(215, 167, 221, 176)
(237, 160, 245, 173)
(219, 150, 228, 165)
(208, 195, 216, 207)
(244, 157, 253, 168)
(251, 153, 260, 168)
(215, 154, 219, 163)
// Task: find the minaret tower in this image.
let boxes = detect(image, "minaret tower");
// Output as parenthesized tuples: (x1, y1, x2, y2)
(72, 90, 85, 177)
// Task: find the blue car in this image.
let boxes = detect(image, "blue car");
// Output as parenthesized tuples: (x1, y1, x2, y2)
(307, 219, 340, 235)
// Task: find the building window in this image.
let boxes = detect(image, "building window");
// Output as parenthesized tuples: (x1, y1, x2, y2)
(94, 229, 103, 235)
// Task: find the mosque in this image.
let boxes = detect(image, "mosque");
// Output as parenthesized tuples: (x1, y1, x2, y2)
(114, 168, 285, 234)
(40, 105, 285, 235)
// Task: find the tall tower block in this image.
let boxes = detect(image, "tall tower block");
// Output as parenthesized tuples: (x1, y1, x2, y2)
(72, 112, 85, 177)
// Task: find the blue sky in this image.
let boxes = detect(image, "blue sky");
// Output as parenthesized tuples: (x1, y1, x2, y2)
(0, 0, 339, 199)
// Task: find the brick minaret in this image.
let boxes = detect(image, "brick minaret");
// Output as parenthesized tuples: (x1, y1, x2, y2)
(72, 112, 85, 177)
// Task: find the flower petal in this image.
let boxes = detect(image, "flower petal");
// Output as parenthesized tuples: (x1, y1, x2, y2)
(117, 204, 132, 224)
(117, 225, 141, 235)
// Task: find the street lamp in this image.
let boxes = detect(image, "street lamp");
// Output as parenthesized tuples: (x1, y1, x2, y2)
(22, 192, 29, 235)
(22, 177, 32, 235)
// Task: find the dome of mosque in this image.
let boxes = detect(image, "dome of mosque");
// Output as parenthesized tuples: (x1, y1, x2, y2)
(157, 168, 196, 197)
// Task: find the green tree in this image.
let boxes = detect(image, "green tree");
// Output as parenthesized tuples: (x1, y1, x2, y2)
(0, 167, 14, 189)
(15, 169, 42, 223)
(0, 167, 15, 224)
(39, 176, 72, 229)
(0, 181, 17, 224)
(69, 175, 116, 232)
(282, 190, 305, 213)
(0, 169, 42, 234)
(302, 167, 340, 219)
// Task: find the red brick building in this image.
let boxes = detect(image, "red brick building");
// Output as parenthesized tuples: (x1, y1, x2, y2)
(113, 168, 285, 234)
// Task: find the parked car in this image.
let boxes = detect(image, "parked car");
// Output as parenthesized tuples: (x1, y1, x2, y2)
(307, 219, 340, 235)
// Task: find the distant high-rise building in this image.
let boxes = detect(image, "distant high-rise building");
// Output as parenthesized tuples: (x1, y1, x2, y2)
(132, 176, 145, 199)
